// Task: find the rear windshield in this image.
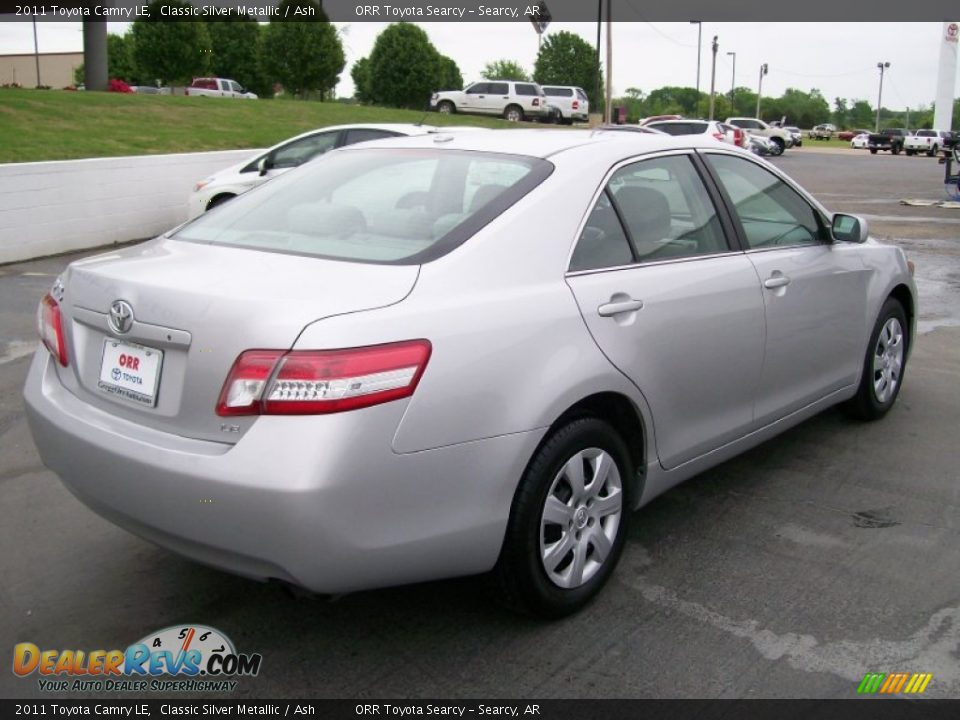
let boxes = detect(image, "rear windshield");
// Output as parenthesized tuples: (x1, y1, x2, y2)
(649, 122, 708, 136)
(173, 149, 553, 265)
(916, 130, 935, 137)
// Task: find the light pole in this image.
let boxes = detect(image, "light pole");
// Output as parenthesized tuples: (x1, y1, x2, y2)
(726, 51, 736, 107)
(32, 18, 41, 88)
(875, 61, 890, 132)
(690, 21, 702, 113)
(709, 36, 719, 121)
(756, 63, 768, 119)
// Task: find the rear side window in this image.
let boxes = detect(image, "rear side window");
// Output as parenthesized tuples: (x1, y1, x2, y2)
(569, 154, 727, 271)
(543, 87, 572, 97)
(175, 149, 553, 265)
(488, 83, 509, 95)
(343, 129, 401, 145)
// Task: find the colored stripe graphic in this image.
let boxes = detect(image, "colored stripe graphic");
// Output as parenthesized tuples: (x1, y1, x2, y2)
(858, 672, 932, 694)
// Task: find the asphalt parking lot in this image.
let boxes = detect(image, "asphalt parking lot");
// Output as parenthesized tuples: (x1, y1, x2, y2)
(1, 147, 959, 700)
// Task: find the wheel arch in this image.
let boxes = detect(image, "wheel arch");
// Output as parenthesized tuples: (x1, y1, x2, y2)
(542, 391, 647, 505)
(888, 283, 915, 348)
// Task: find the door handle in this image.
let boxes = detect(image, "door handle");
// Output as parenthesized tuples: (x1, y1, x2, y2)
(598, 299, 644, 316)
(763, 274, 791, 289)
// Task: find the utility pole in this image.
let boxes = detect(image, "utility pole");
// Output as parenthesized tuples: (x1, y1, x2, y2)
(756, 63, 768, 119)
(875, 61, 890, 132)
(32, 18, 41, 88)
(690, 21, 702, 113)
(594, 0, 602, 121)
(604, 0, 612, 123)
(708, 36, 718, 121)
(726, 51, 736, 107)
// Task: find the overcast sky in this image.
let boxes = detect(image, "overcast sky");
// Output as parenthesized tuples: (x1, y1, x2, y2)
(0, 21, 954, 109)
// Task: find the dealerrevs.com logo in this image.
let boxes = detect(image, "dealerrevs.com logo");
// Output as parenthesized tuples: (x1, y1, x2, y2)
(13, 625, 262, 693)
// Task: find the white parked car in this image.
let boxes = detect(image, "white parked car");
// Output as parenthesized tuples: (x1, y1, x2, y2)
(851, 133, 870, 149)
(185, 77, 257, 99)
(431, 80, 551, 122)
(644, 119, 748, 149)
(188, 124, 475, 218)
(726, 117, 794, 155)
(541, 85, 590, 124)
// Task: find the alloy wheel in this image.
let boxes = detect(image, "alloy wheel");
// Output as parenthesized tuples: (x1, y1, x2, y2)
(873, 317, 904, 404)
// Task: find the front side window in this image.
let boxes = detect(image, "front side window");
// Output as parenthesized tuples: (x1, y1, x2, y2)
(706, 154, 825, 249)
(175, 149, 552, 264)
(569, 154, 728, 271)
(465, 83, 488, 94)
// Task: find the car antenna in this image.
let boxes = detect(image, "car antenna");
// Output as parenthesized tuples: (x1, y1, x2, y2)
(415, 111, 429, 127)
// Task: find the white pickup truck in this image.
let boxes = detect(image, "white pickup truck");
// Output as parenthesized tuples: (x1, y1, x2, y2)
(903, 129, 951, 157)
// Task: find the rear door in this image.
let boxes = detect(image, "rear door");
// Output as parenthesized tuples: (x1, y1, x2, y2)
(566, 152, 766, 469)
(702, 151, 869, 425)
(484, 82, 511, 114)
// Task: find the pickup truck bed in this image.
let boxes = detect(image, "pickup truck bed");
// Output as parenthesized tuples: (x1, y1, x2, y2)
(868, 129, 907, 154)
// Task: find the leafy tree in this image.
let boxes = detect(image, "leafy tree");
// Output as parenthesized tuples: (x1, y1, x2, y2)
(351, 57, 373, 103)
(368, 23, 442, 109)
(533, 30, 602, 108)
(833, 97, 849, 127)
(849, 100, 874, 129)
(132, 1, 210, 87)
(206, 15, 268, 96)
(261, 0, 345, 99)
(481, 59, 529, 82)
(645, 86, 701, 117)
(437, 55, 463, 91)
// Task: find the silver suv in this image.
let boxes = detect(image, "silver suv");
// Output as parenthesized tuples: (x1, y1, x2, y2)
(431, 80, 550, 122)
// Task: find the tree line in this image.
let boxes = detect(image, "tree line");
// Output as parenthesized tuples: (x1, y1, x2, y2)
(85, 8, 959, 129)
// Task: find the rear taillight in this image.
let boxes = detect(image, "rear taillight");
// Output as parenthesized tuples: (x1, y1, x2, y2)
(216, 340, 431, 416)
(572, 100, 579, 110)
(533, 98, 540, 106)
(37, 293, 68, 366)
(733, 128, 745, 146)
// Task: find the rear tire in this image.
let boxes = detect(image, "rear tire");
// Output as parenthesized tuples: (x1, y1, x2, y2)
(906, 149, 916, 156)
(892, 144, 901, 155)
(493, 417, 633, 618)
(504, 105, 524, 123)
(770, 137, 785, 156)
(844, 298, 909, 421)
(928, 144, 938, 157)
(870, 148, 878, 154)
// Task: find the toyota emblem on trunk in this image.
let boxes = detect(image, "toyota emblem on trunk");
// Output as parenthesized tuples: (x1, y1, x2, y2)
(109, 300, 134, 334)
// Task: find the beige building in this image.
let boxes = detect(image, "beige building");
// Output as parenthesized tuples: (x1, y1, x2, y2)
(0, 52, 84, 89)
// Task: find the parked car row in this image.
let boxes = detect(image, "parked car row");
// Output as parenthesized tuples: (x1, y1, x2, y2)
(27, 124, 916, 618)
(430, 80, 590, 124)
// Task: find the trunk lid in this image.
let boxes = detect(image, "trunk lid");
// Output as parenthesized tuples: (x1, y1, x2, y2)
(56, 238, 418, 443)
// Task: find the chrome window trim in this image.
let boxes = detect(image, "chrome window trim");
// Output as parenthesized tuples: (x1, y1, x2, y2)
(565, 250, 744, 278)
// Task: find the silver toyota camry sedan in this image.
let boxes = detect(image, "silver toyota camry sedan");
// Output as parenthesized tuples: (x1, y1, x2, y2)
(24, 129, 916, 617)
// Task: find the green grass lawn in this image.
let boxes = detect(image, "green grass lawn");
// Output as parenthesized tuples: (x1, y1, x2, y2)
(0, 89, 520, 163)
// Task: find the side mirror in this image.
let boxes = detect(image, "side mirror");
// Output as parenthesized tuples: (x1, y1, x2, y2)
(258, 156, 271, 177)
(831, 213, 869, 243)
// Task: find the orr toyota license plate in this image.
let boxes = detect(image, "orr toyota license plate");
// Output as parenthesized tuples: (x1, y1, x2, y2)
(98, 339, 163, 407)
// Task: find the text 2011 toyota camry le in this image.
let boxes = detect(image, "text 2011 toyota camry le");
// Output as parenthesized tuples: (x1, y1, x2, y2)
(24, 130, 916, 617)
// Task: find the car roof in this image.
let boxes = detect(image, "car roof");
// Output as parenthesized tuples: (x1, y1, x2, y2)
(646, 119, 712, 125)
(337, 127, 731, 162)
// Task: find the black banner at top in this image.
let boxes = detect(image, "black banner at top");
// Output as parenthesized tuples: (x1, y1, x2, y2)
(0, 0, 955, 22)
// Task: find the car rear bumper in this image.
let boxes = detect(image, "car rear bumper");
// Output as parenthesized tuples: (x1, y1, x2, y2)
(24, 350, 543, 593)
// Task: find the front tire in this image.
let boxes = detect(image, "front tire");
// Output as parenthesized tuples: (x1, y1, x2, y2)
(494, 417, 633, 618)
(437, 100, 454, 114)
(870, 148, 878, 154)
(845, 298, 909, 421)
(770, 137, 785, 156)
